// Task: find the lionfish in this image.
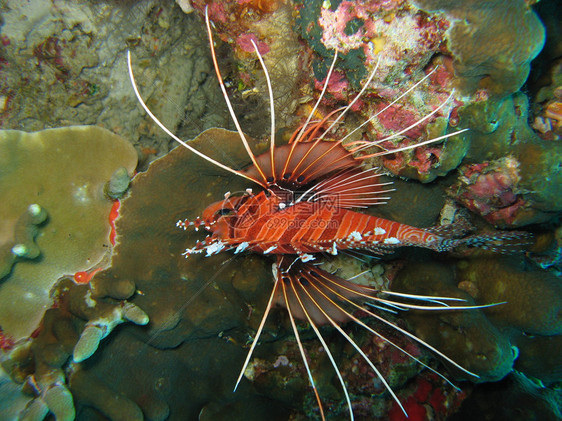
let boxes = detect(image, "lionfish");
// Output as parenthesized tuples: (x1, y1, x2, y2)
(127, 7, 527, 420)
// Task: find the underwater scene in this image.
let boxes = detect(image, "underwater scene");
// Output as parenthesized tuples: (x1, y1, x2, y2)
(0, 0, 561, 420)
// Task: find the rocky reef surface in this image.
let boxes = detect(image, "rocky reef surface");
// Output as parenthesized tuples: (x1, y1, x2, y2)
(1, 0, 561, 420)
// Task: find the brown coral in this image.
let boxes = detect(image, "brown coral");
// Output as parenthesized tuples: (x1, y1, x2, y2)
(391, 256, 562, 385)
(390, 261, 517, 382)
(5, 129, 288, 419)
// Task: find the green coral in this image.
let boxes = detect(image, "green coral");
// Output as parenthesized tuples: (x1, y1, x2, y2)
(0, 204, 47, 280)
(295, 0, 367, 88)
(458, 92, 562, 226)
(415, 0, 545, 97)
(0, 126, 137, 340)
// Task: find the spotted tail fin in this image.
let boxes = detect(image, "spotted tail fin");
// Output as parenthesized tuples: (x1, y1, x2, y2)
(440, 230, 534, 254)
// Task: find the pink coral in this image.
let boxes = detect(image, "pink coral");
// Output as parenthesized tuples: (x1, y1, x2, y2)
(236, 33, 270, 54)
(380, 139, 448, 179)
(450, 157, 526, 226)
(319, 1, 368, 53)
(0, 327, 15, 350)
(313, 0, 448, 81)
(376, 103, 425, 138)
(200, 1, 228, 23)
(410, 144, 443, 173)
(314, 70, 350, 102)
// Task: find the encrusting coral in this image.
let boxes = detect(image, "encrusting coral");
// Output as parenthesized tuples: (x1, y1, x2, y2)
(414, 0, 545, 97)
(0, 126, 137, 342)
(0, 203, 47, 280)
(3, 129, 300, 420)
(453, 92, 562, 227)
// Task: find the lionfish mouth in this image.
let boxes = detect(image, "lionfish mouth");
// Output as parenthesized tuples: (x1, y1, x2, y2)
(125, 5, 512, 420)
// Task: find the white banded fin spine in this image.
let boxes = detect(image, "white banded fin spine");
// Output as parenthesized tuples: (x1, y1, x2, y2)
(205, 240, 226, 256)
(234, 242, 250, 254)
(264, 245, 278, 254)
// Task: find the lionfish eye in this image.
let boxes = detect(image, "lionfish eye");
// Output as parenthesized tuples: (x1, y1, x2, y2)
(215, 208, 233, 216)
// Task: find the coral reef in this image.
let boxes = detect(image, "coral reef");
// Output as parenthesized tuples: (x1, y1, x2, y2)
(0, 126, 137, 341)
(198, 0, 550, 192)
(6, 128, 557, 420)
(414, 0, 545, 97)
(191, 0, 470, 183)
(294, 0, 465, 183)
(391, 255, 562, 387)
(3, 129, 285, 420)
(0, 0, 227, 161)
(1, 0, 560, 419)
(453, 93, 562, 227)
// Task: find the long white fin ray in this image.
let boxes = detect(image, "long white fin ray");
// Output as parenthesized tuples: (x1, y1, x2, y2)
(204, 7, 269, 185)
(127, 51, 263, 186)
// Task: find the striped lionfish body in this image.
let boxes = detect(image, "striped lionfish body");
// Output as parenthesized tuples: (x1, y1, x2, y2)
(184, 183, 452, 257)
(128, 7, 531, 420)
(180, 142, 524, 260)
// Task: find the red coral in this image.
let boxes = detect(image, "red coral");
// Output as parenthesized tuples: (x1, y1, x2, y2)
(428, 63, 454, 89)
(0, 327, 15, 350)
(388, 374, 467, 421)
(315, 70, 350, 102)
(377, 103, 424, 138)
(429, 386, 447, 414)
(381, 139, 443, 176)
(109, 199, 120, 246)
(236, 33, 270, 54)
(389, 396, 427, 421)
(192, 0, 228, 22)
(415, 12, 449, 51)
(410, 145, 442, 174)
(413, 377, 433, 402)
